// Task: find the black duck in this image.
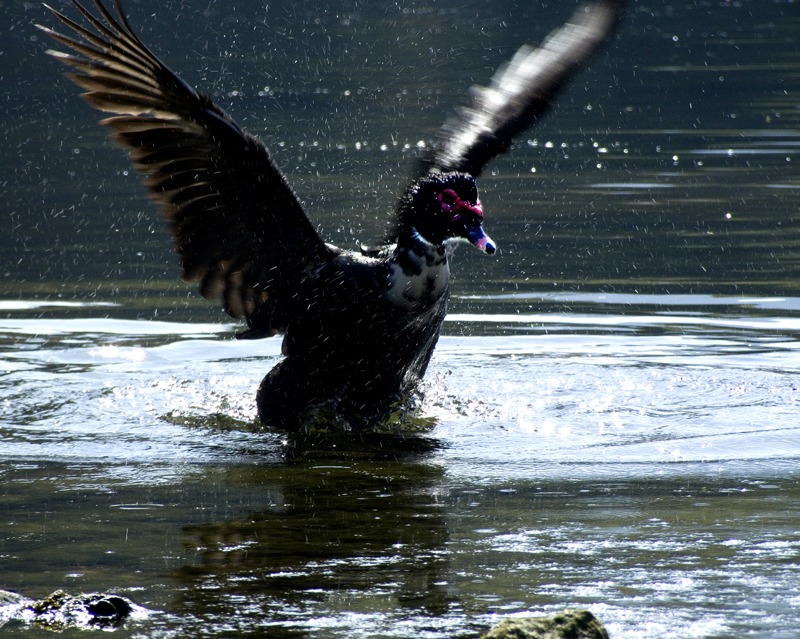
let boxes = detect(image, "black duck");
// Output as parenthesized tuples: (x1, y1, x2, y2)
(39, 0, 621, 430)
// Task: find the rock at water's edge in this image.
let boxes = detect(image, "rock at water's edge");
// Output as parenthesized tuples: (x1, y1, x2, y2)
(480, 609, 609, 639)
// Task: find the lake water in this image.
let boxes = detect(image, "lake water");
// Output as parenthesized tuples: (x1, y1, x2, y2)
(2, 1, 800, 637)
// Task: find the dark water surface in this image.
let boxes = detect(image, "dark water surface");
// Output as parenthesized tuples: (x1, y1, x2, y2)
(2, 1, 800, 637)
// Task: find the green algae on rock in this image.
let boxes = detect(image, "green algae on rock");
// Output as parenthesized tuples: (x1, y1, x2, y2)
(0, 589, 145, 631)
(481, 609, 609, 639)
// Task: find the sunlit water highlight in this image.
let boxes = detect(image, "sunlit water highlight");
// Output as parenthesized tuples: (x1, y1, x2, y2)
(4, 295, 800, 473)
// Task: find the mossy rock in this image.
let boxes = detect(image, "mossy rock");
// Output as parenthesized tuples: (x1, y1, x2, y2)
(0, 589, 139, 631)
(27, 589, 133, 629)
(481, 609, 609, 639)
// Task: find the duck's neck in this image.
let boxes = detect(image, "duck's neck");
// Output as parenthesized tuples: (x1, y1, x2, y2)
(384, 229, 453, 310)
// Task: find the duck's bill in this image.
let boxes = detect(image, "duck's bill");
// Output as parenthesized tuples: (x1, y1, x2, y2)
(466, 225, 497, 255)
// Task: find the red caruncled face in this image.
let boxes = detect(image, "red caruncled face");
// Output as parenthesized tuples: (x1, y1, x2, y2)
(438, 188, 495, 254)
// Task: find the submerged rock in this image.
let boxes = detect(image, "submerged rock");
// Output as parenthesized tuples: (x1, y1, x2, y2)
(481, 609, 609, 639)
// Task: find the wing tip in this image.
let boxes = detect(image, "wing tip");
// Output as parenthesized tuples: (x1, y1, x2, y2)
(427, 0, 624, 176)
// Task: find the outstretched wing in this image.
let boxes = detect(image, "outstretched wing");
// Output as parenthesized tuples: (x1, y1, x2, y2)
(39, 0, 334, 335)
(426, 0, 623, 177)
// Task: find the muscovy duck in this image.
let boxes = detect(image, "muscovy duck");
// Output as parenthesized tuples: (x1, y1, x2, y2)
(40, 0, 621, 430)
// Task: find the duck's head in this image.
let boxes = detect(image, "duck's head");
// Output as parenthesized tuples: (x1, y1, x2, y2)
(399, 172, 496, 255)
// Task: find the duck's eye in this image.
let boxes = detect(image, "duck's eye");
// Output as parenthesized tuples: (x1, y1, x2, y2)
(437, 188, 461, 218)
(437, 188, 458, 212)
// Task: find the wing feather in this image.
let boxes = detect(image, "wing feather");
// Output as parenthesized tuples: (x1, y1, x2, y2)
(428, 0, 623, 177)
(39, 0, 333, 335)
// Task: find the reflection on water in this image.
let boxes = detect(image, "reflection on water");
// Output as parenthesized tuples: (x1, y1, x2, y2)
(2, 0, 800, 637)
(2, 458, 800, 638)
(174, 463, 455, 637)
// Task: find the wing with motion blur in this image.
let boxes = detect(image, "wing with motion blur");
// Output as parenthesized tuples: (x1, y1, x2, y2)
(425, 0, 623, 178)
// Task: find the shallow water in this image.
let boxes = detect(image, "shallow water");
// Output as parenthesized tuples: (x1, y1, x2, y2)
(3, 0, 800, 637)
(3, 296, 800, 638)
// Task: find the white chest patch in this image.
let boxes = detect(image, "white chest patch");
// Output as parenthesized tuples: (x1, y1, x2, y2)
(384, 241, 451, 310)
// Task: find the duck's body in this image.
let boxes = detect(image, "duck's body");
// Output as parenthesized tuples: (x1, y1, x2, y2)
(40, 0, 620, 431)
(257, 241, 451, 428)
